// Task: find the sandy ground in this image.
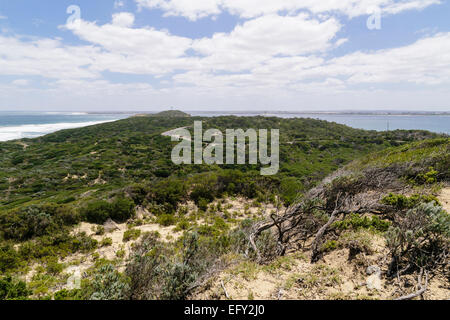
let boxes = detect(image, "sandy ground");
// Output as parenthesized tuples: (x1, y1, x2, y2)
(438, 187, 450, 213)
(162, 127, 191, 141)
(194, 233, 450, 300)
(72, 221, 181, 261)
(53, 197, 267, 287)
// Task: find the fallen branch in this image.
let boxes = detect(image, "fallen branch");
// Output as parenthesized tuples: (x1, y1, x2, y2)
(220, 280, 230, 300)
(395, 269, 429, 300)
(311, 193, 342, 262)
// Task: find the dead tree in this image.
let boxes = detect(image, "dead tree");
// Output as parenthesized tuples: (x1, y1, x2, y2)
(248, 174, 395, 264)
(395, 269, 429, 300)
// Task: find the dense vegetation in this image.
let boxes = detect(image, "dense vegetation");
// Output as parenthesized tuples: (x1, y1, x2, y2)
(0, 115, 439, 213)
(0, 114, 446, 300)
(246, 138, 449, 299)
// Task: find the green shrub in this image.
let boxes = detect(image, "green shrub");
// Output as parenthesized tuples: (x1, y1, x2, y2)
(94, 226, 105, 236)
(54, 288, 82, 300)
(82, 197, 135, 224)
(382, 193, 439, 210)
(90, 264, 129, 300)
(82, 200, 111, 224)
(0, 276, 31, 300)
(110, 197, 135, 222)
(100, 237, 113, 247)
(150, 179, 188, 214)
(333, 214, 391, 232)
(197, 198, 209, 212)
(415, 167, 439, 184)
(175, 219, 190, 231)
(125, 232, 215, 300)
(0, 243, 21, 273)
(321, 240, 339, 253)
(156, 214, 177, 227)
(69, 233, 98, 253)
(45, 257, 64, 275)
(386, 202, 450, 272)
(0, 206, 54, 241)
(123, 229, 141, 242)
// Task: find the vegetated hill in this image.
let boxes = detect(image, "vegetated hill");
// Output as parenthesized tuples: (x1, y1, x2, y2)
(0, 116, 441, 214)
(0, 117, 446, 300)
(151, 110, 191, 118)
(208, 138, 448, 300)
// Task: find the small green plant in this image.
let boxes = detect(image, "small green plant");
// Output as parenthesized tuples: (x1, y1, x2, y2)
(321, 240, 339, 253)
(197, 198, 209, 212)
(0, 276, 31, 300)
(90, 264, 129, 300)
(415, 167, 439, 185)
(94, 226, 105, 236)
(156, 214, 177, 227)
(297, 264, 341, 289)
(333, 214, 391, 232)
(45, 257, 64, 275)
(54, 288, 82, 300)
(100, 237, 113, 247)
(382, 193, 439, 210)
(123, 229, 141, 242)
(174, 219, 190, 232)
(116, 248, 126, 259)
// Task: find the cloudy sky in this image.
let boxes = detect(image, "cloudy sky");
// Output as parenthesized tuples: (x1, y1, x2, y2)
(0, 0, 449, 112)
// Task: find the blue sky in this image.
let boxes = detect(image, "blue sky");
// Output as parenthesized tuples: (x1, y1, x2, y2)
(0, 0, 449, 112)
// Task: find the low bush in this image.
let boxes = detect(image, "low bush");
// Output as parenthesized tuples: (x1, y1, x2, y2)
(156, 214, 177, 227)
(54, 288, 82, 300)
(100, 237, 113, 247)
(333, 214, 391, 232)
(386, 202, 449, 274)
(125, 232, 221, 300)
(0, 276, 31, 300)
(45, 257, 64, 275)
(82, 197, 135, 224)
(382, 193, 439, 210)
(0, 243, 22, 273)
(123, 229, 141, 242)
(89, 264, 130, 300)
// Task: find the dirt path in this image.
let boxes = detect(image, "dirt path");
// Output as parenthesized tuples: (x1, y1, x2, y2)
(161, 126, 191, 141)
(438, 187, 450, 213)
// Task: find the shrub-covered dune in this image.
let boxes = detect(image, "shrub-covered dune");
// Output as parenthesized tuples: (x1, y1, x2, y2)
(0, 115, 447, 300)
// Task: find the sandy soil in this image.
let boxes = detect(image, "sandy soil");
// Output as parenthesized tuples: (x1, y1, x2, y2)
(438, 187, 450, 213)
(194, 233, 450, 301)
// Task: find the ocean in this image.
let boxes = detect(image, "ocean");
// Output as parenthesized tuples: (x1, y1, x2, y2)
(192, 112, 450, 135)
(0, 112, 131, 142)
(0, 111, 448, 142)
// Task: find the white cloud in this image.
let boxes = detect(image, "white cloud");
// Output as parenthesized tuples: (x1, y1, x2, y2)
(301, 32, 450, 86)
(112, 12, 135, 27)
(0, 15, 7, 20)
(136, 0, 441, 20)
(2, 9, 450, 111)
(173, 32, 450, 93)
(11, 79, 30, 86)
(191, 14, 342, 73)
(0, 35, 100, 79)
(136, 0, 221, 20)
(66, 14, 194, 75)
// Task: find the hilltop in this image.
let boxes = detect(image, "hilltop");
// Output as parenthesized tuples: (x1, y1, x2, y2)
(134, 110, 191, 118)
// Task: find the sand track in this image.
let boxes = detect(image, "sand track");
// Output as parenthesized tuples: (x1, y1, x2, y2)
(438, 187, 450, 213)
